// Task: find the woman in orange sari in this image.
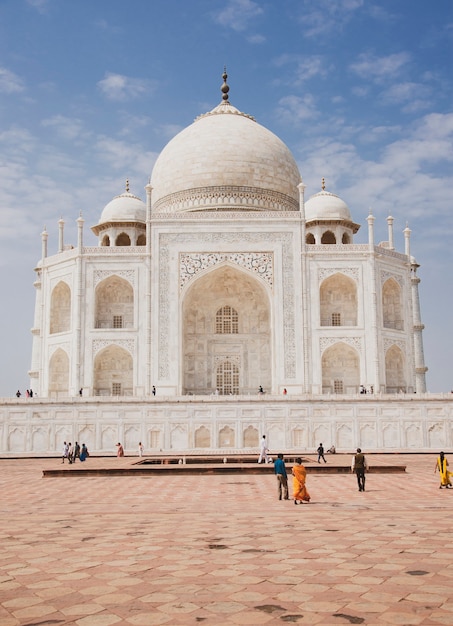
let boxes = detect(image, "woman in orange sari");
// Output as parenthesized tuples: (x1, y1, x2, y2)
(292, 458, 311, 505)
(435, 451, 452, 488)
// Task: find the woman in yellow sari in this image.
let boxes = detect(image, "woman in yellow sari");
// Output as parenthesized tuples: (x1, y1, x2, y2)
(435, 451, 452, 488)
(292, 458, 311, 504)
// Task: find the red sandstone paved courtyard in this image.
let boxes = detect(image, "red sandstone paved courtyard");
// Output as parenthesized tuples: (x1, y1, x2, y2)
(1, 454, 453, 625)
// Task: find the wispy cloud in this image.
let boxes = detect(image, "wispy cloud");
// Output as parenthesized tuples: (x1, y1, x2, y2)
(297, 0, 364, 37)
(350, 52, 410, 83)
(276, 94, 319, 124)
(41, 115, 88, 141)
(0, 67, 25, 94)
(26, 0, 51, 13)
(213, 0, 263, 32)
(97, 72, 155, 101)
(274, 55, 328, 84)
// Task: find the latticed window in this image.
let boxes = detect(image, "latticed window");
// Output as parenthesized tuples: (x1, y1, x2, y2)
(216, 360, 239, 395)
(331, 312, 341, 326)
(113, 315, 123, 329)
(112, 383, 122, 395)
(334, 379, 344, 394)
(216, 306, 238, 334)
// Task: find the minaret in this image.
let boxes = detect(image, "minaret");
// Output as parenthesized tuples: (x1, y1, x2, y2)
(387, 214, 394, 250)
(41, 226, 48, 260)
(405, 224, 427, 393)
(298, 180, 308, 392)
(75, 212, 85, 395)
(145, 178, 153, 395)
(58, 217, 65, 253)
(366, 210, 380, 391)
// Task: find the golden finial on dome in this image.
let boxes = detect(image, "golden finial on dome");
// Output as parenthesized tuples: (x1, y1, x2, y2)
(221, 66, 229, 102)
(126, 178, 130, 193)
(321, 177, 326, 191)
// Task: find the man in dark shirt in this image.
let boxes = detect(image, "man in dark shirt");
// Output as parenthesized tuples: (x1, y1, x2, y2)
(274, 453, 289, 500)
(352, 448, 368, 491)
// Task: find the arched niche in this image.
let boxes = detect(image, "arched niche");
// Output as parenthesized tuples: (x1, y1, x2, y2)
(243, 425, 259, 448)
(219, 426, 235, 448)
(382, 278, 403, 330)
(93, 344, 133, 396)
(342, 232, 351, 244)
(321, 230, 336, 244)
(101, 234, 110, 247)
(136, 234, 146, 246)
(322, 342, 360, 394)
(320, 273, 357, 327)
(306, 232, 315, 245)
(116, 232, 131, 246)
(194, 425, 211, 448)
(385, 345, 406, 393)
(50, 281, 71, 334)
(182, 264, 271, 395)
(95, 275, 134, 329)
(49, 348, 69, 398)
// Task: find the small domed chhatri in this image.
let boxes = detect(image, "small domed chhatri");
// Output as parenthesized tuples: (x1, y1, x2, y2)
(150, 70, 301, 214)
(91, 179, 146, 246)
(97, 179, 146, 224)
(14, 70, 432, 458)
(304, 179, 360, 245)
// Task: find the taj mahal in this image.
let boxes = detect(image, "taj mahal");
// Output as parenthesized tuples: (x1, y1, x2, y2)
(1, 72, 452, 456)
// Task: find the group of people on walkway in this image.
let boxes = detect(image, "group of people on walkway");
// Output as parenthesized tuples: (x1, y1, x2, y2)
(62, 441, 89, 463)
(273, 448, 370, 502)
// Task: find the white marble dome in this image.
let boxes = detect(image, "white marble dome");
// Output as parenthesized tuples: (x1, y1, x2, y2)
(98, 191, 146, 224)
(305, 189, 352, 222)
(150, 100, 301, 214)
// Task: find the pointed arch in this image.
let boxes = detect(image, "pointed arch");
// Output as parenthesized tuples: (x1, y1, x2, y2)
(219, 426, 235, 448)
(382, 278, 403, 330)
(385, 344, 406, 393)
(243, 425, 259, 448)
(306, 232, 315, 245)
(321, 230, 336, 244)
(194, 425, 211, 448)
(322, 342, 360, 394)
(93, 344, 133, 396)
(49, 348, 69, 398)
(320, 273, 357, 326)
(95, 275, 134, 329)
(115, 232, 131, 246)
(182, 264, 271, 395)
(101, 234, 110, 247)
(50, 281, 71, 334)
(136, 234, 146, 246)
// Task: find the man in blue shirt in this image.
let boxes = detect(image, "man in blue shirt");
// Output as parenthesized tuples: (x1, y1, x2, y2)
(274, 453, 289, 500)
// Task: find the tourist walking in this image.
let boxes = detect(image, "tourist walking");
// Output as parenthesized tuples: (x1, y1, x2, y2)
(292, 458, 310, 504)
(258, 435, 269, 463)
(79, 443, 88, 462)
(67, 442, 74, 464)
(274, 453, 289, 500)
(73, 441, 80, 462)
(116, 442, 124, 457)
(317, 443, 327, 463)
(352, 448, 368, 491)
(435, 451, 452, 488)
(61, 441, 69, 463)
(138, 441, 144, 457)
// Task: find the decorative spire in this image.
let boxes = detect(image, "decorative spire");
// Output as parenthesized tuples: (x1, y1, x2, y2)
(221, 67, 229, 102)
(321, 177, 326, 191)
(126, 178, 130, 193)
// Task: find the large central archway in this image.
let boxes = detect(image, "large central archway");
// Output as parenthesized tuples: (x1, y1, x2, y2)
(182, 265, 271, 395)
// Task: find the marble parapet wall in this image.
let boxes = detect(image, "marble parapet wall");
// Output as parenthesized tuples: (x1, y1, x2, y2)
(0, 395, 452, 455)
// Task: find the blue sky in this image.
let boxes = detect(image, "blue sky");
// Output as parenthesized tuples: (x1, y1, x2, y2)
(0, 0, 452, 395)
